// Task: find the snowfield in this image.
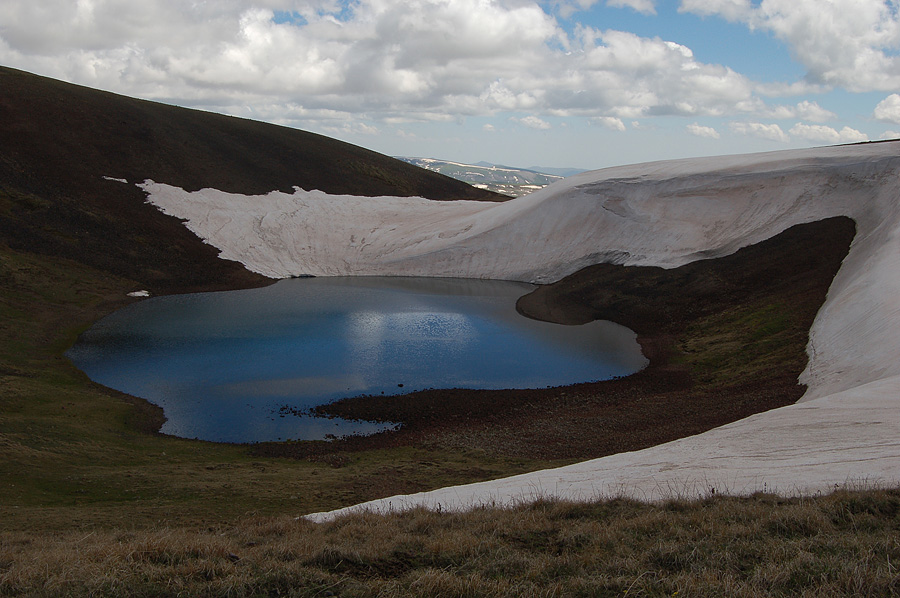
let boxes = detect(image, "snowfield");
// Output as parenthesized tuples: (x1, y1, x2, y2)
(140, 142, 900, 519)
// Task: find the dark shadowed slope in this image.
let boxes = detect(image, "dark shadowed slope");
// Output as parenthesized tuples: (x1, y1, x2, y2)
(0, 66, 501, 292)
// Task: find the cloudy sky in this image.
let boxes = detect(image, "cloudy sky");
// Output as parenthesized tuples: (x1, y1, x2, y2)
(3, 0, 900, 170)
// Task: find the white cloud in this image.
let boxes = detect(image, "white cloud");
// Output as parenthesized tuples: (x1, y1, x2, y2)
(838, 126, 871, 143)
(320, 121, 380, 137)
(679, 0, 752, 22)
(789, 123, 869, 144)
(680, 0, 900, 92)
(592, 116, 627, 130)
(880, 130, 900, 139)
(874, 94, 900, 124)
(483, 123, 497, 132)
(686, 122, 720, 138)
(480, 81, 541, 112)
(0, 0, 772, 130)
(552, 1, 595, 19)
(730, 120, 869, 144)
(0, 0, 883, 159)
(607, 0, 657, 15)
(514, 115, 552, 130)
(567, 28, 755, 118)
(752, 100, 837, 122)
(0, 0, 561, 114)
(794, 100, 837, 123)
(754, 80, 829, 98)
(729, 121, 789, 142)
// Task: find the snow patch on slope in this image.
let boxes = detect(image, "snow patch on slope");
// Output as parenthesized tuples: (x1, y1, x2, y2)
(139, 185, 497, 279)
(139, 142, 900, 517)
(306, 374, 900, 522)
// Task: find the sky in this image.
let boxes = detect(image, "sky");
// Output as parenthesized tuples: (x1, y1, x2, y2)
(2, 0, 900, 171)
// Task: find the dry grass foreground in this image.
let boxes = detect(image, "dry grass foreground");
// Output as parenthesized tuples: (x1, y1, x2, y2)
(3, 488, 899, 597)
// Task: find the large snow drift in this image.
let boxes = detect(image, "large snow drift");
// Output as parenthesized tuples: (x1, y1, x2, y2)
(139, 142, 900, 517)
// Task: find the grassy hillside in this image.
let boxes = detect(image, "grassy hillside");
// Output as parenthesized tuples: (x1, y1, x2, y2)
(0, 67, 542, 533)
(0, 241, 549, 533)
(0, 66, 501, 293)
(4, 489, 899, 596)
(1, 68, 893, 596)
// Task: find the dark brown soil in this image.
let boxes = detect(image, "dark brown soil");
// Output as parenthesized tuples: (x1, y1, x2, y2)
(252, 216, 856, 462)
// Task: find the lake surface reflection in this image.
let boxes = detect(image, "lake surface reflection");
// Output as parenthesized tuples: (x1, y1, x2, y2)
(67, 277, 648, 443)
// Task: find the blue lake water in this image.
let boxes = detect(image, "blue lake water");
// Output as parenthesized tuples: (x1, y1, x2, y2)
(67, 277, 648, 443)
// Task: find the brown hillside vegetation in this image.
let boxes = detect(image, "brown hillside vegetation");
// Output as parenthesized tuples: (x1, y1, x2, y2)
(3, 489, 899, 597)
(0, 66, 501, 293)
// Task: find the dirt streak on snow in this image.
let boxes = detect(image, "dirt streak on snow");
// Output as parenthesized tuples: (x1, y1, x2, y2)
(139, 142, 900, 518)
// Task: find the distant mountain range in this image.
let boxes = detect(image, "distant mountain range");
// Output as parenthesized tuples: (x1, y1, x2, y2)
(397, 157, 586, 197)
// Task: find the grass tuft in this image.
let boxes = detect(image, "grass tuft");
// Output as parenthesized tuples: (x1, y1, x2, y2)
(3, 489, 900, 596)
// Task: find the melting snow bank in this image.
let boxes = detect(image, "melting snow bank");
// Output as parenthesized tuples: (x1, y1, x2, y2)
(139, 184, 497, 279)
(305, 374, 900, 522)
(140, 142, 900, 517)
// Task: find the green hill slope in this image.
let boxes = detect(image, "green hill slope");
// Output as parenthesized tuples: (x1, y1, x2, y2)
(0, 66, 501, 292)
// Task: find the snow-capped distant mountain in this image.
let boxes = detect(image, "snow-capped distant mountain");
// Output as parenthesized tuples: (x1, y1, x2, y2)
(397, 157, 575, 196)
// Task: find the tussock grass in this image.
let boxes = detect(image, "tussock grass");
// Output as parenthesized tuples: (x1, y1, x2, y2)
(2, 489, 899, 596)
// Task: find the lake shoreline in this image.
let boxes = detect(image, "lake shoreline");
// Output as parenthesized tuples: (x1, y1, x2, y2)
(248, 217, 854, 469)
(21, 214, 853, 522)
(69, 277, 647, 443)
